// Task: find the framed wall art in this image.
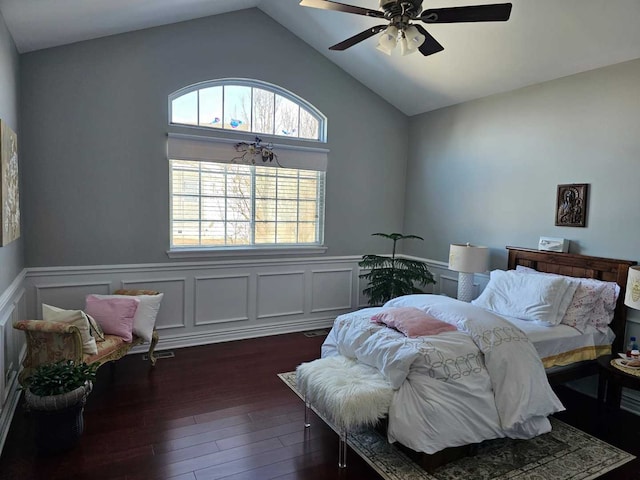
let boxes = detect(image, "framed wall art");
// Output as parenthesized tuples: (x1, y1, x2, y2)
(1, 119, 20, 246)
(555, 183, 588, 228)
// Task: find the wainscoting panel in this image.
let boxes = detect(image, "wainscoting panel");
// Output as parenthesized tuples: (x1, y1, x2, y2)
(194, 275, 250, 326)
(35, 282, 111, 317)
(256, 271, 305, 319)
(122, 278, 187, 330)
(0, 271, 26, 455)
(310, 269, 353, 313)
(439, 274, 459, 299)
(357, 269, 370, 308)
(22, 255, 491, 357)
(24, 257, 369, 353)
(21, 256, 496, 352)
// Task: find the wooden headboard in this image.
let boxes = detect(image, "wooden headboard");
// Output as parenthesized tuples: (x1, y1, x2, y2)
(506, 246, 637, 355)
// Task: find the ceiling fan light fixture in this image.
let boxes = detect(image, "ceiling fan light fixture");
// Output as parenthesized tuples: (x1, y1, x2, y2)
(301, 0, 512, 58)
(404, 25, 426, 52)
(399, 36, 410, 56)
(376, 25, 398, 55)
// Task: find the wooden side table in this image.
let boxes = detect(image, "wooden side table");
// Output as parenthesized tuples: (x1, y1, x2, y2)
(597, 354, 640, 410)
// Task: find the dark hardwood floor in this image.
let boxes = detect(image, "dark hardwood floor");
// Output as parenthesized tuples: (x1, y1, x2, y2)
(1, 332, 639, 479)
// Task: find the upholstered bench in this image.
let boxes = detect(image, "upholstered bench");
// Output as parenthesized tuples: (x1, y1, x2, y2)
(296, 355, 393, 468)
(14, 289, 160, 386)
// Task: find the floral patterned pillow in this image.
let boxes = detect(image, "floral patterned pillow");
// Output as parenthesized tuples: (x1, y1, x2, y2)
(562, 280, 609, 332)
(587, 281, 620, 332)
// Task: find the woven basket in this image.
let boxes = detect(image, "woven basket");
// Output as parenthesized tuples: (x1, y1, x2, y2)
(25, 382, 92, 453)
(25, 381, 92, 411)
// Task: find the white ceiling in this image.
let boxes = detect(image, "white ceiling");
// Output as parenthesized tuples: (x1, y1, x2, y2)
(1, 0, 640, 116)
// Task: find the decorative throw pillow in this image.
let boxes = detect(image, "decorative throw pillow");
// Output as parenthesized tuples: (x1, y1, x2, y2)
(86, 313, 106, 342)
(130, 293, 163, 342)
(42, 304, 98, 355)
(86, 293, 163, 342)
(471, 269, 575, 326)
(585, 279, 620, 332)
(85, 295, 140, 342)
(371, 307, 457, 338)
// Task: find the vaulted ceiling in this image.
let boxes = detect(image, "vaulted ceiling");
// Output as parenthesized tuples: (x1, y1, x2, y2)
(1, 0, 639, 115)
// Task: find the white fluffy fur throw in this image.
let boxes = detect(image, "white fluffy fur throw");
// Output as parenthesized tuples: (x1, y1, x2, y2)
(296, 355, 393, 431)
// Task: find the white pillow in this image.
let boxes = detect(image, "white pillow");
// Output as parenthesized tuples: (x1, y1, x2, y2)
(42, 304, 98, 355)
(515, 265, 619, 332)
(471, 270, 576, 326)
(383, 294, 435, 309)
(87, 293, 163, 342)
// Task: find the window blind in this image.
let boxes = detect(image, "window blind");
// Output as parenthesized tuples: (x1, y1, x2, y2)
(167, 133, 329, 172)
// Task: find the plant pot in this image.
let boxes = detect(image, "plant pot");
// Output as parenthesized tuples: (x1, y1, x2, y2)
(25, 381, 92, 454)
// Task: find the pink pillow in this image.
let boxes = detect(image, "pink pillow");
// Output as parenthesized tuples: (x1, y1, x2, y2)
(85, 294, 139, 342)
(371, 307, 457, 338)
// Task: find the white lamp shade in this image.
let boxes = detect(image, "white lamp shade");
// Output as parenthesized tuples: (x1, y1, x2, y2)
(449, 244, 489, 273)
(625, 266, 640, 310)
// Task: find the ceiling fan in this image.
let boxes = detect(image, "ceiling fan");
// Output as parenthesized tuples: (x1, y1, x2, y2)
(299, 0, 512, 57)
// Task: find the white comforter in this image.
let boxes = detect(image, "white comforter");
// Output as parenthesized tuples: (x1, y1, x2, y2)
(321, 295, 565, 454)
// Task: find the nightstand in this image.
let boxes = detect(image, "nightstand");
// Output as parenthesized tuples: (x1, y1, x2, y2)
(597, 354, 640, 411)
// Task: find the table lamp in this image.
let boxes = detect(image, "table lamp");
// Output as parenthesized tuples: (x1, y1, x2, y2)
(625, 266, 640, 311)
(449, 243, 489, 302)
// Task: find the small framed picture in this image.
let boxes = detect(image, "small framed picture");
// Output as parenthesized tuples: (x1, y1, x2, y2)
(556, 184, 588, 227)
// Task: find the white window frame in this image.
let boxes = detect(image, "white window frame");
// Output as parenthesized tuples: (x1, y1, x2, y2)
(167, 79, 328, 258)
(168, 78, 327, 142)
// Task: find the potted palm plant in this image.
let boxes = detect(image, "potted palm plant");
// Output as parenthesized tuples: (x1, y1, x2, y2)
(359, 232, 436, 306)
(24, 360, 98, 453)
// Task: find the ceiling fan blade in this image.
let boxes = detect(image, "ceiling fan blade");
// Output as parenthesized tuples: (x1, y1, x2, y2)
(413, 24, 445, 56)
(300, 0, 385, 18)
(329, 25, 388, 51)
(420, 3, 512, 23)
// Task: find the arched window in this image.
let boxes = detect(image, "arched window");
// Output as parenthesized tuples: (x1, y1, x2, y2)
(169, 78, 326, 141)
(167, 79, 328, 255)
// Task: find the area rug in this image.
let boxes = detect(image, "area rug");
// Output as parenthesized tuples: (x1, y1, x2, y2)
(278, 371, 634, 480)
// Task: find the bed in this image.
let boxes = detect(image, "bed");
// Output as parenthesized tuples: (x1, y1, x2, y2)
(319, 246, 636, 461)
(506, 246, 636, 384)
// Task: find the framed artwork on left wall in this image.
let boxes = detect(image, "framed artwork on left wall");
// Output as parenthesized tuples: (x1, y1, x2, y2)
(0, 119, 20, 246)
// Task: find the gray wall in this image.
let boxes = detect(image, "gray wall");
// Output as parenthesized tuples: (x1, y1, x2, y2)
(0, 10, 22, 291)
(20, 8, 408, 267)
(404, 58, 640, 268)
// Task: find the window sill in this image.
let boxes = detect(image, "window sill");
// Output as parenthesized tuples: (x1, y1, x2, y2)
(166, 246, 328, 259)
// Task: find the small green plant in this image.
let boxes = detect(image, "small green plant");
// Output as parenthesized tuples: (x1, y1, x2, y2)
(359, 233, 436, 306)
(27, 360, 98, 397)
